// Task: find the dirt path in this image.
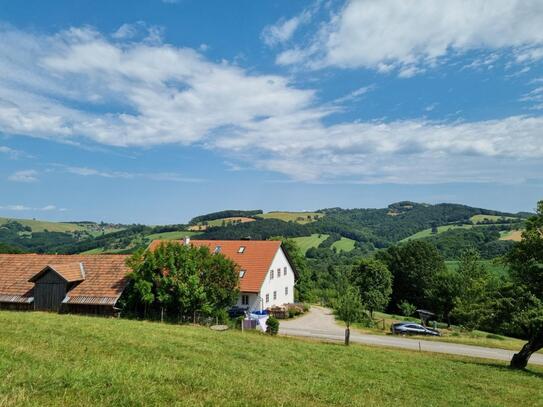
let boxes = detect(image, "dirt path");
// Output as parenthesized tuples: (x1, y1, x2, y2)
(279, 306, 543, 366)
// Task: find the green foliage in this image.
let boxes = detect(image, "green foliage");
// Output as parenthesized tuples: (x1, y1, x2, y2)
(425, 268, 462, 326)
(350, 259, 392, 317)
(335, 286, 365, 328)
(398, 301, 417, 317)
(376, 240, 446, 311)
(266, 316, 279, 335)
(124, 241, 239, 321)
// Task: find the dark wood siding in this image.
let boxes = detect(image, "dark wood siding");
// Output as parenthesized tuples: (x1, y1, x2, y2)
(33, 270, 67, 311)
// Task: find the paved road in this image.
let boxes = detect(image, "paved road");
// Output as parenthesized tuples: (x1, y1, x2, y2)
(279, 306, 543, 366)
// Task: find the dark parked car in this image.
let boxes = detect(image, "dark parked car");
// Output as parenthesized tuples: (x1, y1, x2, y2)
(391, 322, 441, 336)
(227, 306, 247, 318)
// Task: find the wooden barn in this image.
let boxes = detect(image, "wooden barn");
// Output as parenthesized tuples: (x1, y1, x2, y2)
(0, 254, 130, 315)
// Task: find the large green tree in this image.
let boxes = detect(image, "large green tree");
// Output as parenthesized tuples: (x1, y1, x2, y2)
(376, 240, 446, 311)
(350, 259, 392, 318)
(126, 241, 239, 321)
(425, 268, 462, 327)
(505, 200, 543, 369)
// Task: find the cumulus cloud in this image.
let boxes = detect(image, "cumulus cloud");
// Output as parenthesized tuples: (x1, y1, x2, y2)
(0, 24, 542, 184)
(0, 204, 64, 211)
(8, 169, 38, 183)
(277, 0, 543, 74)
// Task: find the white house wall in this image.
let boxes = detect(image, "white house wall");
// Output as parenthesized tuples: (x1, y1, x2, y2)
(258, 247, 295, 308)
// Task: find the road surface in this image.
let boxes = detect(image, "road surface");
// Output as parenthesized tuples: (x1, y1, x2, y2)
(279, 306, 543, 366)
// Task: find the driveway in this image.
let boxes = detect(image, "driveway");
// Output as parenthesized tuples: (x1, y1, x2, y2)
(279, 306, 543, 366)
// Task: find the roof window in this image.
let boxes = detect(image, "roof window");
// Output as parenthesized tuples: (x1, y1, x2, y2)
(238, 246, 246, 253)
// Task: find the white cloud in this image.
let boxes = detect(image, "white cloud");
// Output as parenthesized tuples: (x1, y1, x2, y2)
(57, 165, 203, 183)
(0, 24, 542, 184)
(8, 169, 38, 183)
(0, 204, 63, 211)
(277, 0, 543, 74)
(262, 4, 317, 47)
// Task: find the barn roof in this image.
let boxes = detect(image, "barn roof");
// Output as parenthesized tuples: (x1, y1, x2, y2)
(0, 254, 130, 305)
(148, 239, 287, 293)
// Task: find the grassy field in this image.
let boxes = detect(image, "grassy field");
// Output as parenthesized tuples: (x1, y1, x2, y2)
(291, 234, 329, 254)
(331, 237, 356, 252)
(0, 217, 123, 235)
(500, 230, 523, 242)
(471, 214, 519, 224)
(144, 230, 201, 241)
(401, 224, 473, 241)
(445, 259, 509, 277)
(257, 211, 324, 224)
(0, 312, 542, 406)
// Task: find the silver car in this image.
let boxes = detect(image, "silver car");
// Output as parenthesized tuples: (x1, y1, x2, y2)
(391, 322, 441, 336)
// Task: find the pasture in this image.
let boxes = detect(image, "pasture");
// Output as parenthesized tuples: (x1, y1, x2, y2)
(257, 211, 324, 224)
(291, 234, 329, 254)
(331, 237, 356, 252)
(0, 311, 542, 406)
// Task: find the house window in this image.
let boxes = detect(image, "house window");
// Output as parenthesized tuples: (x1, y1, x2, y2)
(270, 269, 274, 280)
(284, 267, 287, 276)
(265, 294, 269, 303)
(277, 268, 281, 278)
(273, 291, 277, 300)
(285, 287, 288, 296)
(239, 270, 246, 278)
(238, 246, 245, 253)
(241, 295, 249, 305)
(214, 245, 221, 253)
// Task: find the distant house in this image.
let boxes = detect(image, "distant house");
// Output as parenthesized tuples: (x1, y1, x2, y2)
(0, 254, 130, 315)
(149, 239, 297, 312)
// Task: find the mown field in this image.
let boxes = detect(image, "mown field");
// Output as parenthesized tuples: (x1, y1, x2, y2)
(257, 211, 324, 224)
(292, 234, 329, 254)
(470, 214, 520, 224)
(0, 312, 542, 406)
(401, 224, 474, 241)
(445, 259, 509, 277)
(0, 217, 123, 235)
(331, 237, 356, 252)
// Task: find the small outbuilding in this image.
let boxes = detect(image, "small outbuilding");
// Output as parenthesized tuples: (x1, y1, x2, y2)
(0, 254, 130, 315)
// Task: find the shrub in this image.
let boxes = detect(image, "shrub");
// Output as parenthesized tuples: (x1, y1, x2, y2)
(266, 317, 279, 335)
(398, 301, 417, 317)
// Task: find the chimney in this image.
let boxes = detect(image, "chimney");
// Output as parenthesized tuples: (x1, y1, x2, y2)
(183, 236, 191, 246)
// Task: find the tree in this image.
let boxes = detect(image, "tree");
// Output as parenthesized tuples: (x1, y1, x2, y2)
(335, 286, 364, 345)
(505, 200, 543, 369)
(431, 222, 438, 234)
(425, 268, 462, 327)
(126, 241, 239, 321)
(450, 249, 493, 330)
(376, 240, 446, 311)
(350, 259, 392, 318)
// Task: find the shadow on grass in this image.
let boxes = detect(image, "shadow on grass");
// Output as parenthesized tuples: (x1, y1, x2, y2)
(454, 359, 543, 379)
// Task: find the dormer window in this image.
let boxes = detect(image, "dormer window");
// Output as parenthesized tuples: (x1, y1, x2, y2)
(238, 246, 245, 253)
(214, 245, 221, 254)
(239, 270, 246, 278)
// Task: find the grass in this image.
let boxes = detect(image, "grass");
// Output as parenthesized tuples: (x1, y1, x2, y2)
(401, 224, 474, 241)
(257, 211, 324, 224)
(331, 237, 356, 252)
(144, 230, 201, 241)
(0, 217, 123, 235)
(291, 234, 329, 254)
(471, 214, 519, 224)
(0, 311, 542, 406)
(445, 259, 509, 278)
(500, 230, 523, 242)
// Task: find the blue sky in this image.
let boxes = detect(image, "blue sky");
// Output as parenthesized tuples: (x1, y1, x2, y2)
(1, 0, 542, 224)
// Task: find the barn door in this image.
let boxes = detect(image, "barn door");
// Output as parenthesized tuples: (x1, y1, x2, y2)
(33, 271, 67, 311)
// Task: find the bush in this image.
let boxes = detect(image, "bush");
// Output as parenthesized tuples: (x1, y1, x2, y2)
(398, 301, 417, 317)
(266, 317, 279, 335)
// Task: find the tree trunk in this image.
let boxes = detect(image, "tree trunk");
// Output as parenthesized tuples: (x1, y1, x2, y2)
(510, 333, 543, 369)
(345, 327, 350, 346)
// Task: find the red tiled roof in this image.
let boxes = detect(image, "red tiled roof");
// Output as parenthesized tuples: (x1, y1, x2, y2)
(0, 254, 130, 305)
(148, 240, 283, 293)
(29, 262, 85, 283)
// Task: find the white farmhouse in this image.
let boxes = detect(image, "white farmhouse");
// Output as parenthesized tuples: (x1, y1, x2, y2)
(149, 239, 297, 312)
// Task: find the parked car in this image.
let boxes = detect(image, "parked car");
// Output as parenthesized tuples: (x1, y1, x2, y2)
(391, 322, 441, 336)
(227, 306, 247, 318)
